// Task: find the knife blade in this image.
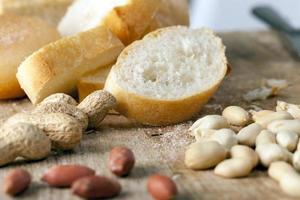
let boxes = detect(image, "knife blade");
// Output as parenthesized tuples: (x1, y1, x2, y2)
(252, 6, 300, 58)
(280, 32, 300, 58)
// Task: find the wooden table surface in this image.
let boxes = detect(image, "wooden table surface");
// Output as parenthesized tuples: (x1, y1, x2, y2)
(1, 31, 300, 200)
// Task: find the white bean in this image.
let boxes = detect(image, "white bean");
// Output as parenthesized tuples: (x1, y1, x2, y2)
(255, 130, 276, 146)
(189, 115, 229, 136)
(222, 106, 250, 126)
(214, 158, 253, 178)
(276, 101, 300, 119)
(268, 162, 300, 197)
(268, 161, 295, 182)
(194, 129, 237, 149)
(237, 123, 263, 147)
(256, 143, 292, 167)
(276, 131, 298, 152)
(253, 111, 293, 128)
(293, 150, 300, 171)
(267, 119, 300, 135)
(280, 173, 300, 197)
(251, 110, 275, 122)
(184, 141, 227, 170)
(230, 145, 259, 167)
(214, 145, 258, 178)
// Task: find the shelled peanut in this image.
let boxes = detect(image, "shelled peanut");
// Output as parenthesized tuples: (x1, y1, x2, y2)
(185, 101, 300, 197)
(3, 168, 31, 196)
(1, 146, 178, 200)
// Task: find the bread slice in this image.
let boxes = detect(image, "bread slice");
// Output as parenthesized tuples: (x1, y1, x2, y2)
(147, 0, 189, 32)
(0, 14, 60, 99)
(77, 65, 112, 102)
(74, 0, 189, 101)
(17, 26, 124, 104)
(0, 0, 73, 26)
(58, 0, 161, 45)
(104, 26, 228, 126)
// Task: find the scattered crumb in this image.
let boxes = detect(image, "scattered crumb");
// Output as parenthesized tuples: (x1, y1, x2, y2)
(243, 79, 288, 102)
(265, 79, 288, 89)
(151, 124, 192, 162)
(243, 86, 278, 102)
(172, 173, 182, 180)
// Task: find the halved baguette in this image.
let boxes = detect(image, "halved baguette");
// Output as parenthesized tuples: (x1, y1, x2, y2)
(58, 0, 161, 45)
(17, 26, 124, 104)
(104, 26, 228, 126)
(77, 65, 112, 102)
(76, 0, 189, 99)
(0, 14, 60, 99)
(0, 0, 73, 25)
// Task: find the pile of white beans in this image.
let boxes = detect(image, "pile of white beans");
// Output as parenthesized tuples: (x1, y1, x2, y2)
(185, 101, 300, 197)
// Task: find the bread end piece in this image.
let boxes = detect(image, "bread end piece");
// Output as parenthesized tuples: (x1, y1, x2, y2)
(0, 14, 60, 99)
(17, 26, 124, 104)
(105, 26, 228, 125)
(101, 0, 161, 45)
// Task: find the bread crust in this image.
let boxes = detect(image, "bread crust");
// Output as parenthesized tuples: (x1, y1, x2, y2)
(1, 0, 73, 25)
(104, 26, 228, 126)
(0, 14, 60, 99)
(101, 0, 162, 45)
(17, 26, 124, 104)
(105, 73, 223, 125)
(77, 65, 112, 101)
(75, 0, 189, 102)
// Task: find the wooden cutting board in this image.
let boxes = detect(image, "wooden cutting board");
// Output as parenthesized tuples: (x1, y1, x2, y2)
(0, 31, 300, 200)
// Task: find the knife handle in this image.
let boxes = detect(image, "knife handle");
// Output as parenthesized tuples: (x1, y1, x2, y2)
(252, 6, 295, 33)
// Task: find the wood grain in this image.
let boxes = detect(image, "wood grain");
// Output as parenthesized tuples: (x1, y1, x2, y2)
(0, 31, 300, 200)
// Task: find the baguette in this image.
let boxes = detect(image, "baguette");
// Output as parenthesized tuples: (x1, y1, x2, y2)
(76, 0, 189, 99)
(0, 14, 60, 99)
(104, 26, 228, 126)
(58, 0, 161, 45)
(17, 26, 124, 104)
(77, 65, 112, 102)
(0, 0, 73, 26)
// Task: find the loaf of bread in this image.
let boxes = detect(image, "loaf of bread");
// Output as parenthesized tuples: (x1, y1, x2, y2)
(58, 0, 161, 45)
(105, 26, 228, 126)
(17, 26, 124, 104)
(77, 65, 112, 101)
(0, 14, 60, 99)
(76, 0, 189, 99)
(0, 0, 73, 25)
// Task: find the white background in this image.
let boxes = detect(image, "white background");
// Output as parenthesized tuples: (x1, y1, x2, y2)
(190, 0, 300, 31)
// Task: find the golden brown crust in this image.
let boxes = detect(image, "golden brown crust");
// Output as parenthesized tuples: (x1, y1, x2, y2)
(0, 14, 60, 99)
(102, 0, 162, 45)
(105, 72, 223, 126)
(0, 79, 25, 99)
(76, 0, 189, 101)
(17, 26, 124, 104)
